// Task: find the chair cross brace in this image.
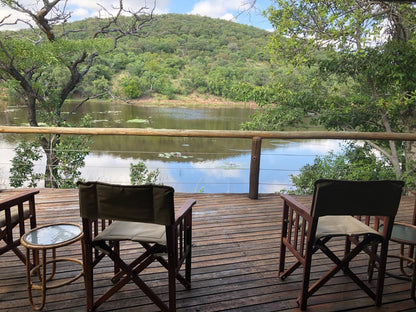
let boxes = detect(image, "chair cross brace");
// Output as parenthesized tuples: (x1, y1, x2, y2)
(306, 234, 382, 302)
(91, 241, 170, 312)
(141, 242, 191, 289)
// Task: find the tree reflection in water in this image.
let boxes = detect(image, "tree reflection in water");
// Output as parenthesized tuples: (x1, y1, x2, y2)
(0, 102, 341, 192)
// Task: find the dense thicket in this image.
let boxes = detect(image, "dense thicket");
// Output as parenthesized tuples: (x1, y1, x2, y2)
(34, 14, 273, 102)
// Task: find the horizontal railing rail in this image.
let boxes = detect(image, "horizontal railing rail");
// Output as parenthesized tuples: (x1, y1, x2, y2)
(3, 125, 416, 140)
(2, 125, 416, 198)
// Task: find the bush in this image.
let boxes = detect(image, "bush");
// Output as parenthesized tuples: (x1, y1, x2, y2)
(120, 76, 142, 99)
(289, 143, 396, 194)
(130, 162, 160, 185)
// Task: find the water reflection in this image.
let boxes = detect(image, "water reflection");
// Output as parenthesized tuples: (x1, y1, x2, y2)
(0, 102, 342, 192)
(78, 138, 341, 193)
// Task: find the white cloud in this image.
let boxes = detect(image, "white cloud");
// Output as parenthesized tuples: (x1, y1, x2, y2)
(69, 0, 159, 18)
(0, 8, 32, 30)
(220, 13, 235, 22)
(72, 8, 90, 18)
(70, 0, 170, 15)
(189, 0, 250, 18)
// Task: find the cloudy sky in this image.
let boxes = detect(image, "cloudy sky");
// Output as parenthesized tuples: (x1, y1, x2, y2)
(0, 0, 273, 31)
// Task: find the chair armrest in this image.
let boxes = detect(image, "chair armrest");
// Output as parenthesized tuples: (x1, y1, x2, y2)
(280, 194, 311, 218)
(0, 190, 40, 210)
(175, 198, 196, 223)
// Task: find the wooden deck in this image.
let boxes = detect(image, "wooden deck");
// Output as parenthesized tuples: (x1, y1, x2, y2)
(1, 189, 416, 311)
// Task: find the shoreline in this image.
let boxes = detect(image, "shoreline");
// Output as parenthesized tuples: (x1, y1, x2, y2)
(132, 94, 257, 108)
(3, 94, 259, 109)
(96, 94, 258, 109)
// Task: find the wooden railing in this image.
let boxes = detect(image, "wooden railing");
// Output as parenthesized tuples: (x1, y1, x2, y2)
(2, 125, 416, 199)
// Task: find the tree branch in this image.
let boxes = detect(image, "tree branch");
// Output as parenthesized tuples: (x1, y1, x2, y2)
(93, 0, 155, 49)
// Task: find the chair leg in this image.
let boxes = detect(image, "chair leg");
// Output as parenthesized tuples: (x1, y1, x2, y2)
(81, 239, 94, 312)
(374, 240, 390, 306)
(185, 246, 192, 289)
(185, 225, 192, 289)
(300, 251, 313, 311)
(278, 240, 287, 277)
(412, 253, 416, 301)
(169, 260, 177, 312)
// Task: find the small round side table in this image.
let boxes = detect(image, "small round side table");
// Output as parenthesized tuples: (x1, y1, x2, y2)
(21, 223, 84, 311)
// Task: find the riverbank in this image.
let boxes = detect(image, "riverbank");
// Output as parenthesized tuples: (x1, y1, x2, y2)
(3, 92, 258, 109)
(128, 93, 258, 109)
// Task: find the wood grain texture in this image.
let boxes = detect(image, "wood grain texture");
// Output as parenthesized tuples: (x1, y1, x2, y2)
(0, 189, 415, 311)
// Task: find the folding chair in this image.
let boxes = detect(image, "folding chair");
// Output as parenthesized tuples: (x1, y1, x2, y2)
(279, 179, 404, 310)
(0, 190, 38, 266)
(78, 181, 196, 312)
(380, 190, 416, 300)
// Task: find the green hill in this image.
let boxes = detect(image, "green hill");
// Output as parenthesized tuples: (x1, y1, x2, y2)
(67, 14, 272, 102)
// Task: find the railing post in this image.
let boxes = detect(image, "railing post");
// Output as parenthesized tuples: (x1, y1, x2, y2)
(249, 136, 262, 199)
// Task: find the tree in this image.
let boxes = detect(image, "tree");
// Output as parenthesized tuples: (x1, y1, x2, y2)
(245, 0, 416, 186)
(290, 143, 396, 194)
(9, 116, 92, 188)
(0, 0, 155, 187)
(130, 162, 160, 185)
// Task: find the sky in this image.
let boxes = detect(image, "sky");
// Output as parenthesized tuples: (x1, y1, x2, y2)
(0, 0, 274, 31)
(163, 0, 273, 30)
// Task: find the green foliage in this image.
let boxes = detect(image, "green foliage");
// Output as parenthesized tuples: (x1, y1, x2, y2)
(53, 117, 92, 188)
(0, 38, 58, 69)
(130, 162, 160, 185)
(267, 0, 380, 64)
(290, 143, 396, 195)
(9, 140, 43, 188)
(9, 116, 92, 188)
(52, 135, 90, 188)
(239, 1, 416, 187)
(0, 14, 272, 105)
(241, 65, 323, 130)
(0, 2, 154, 188)
(58, 14, 271, 102)
(120, 76, 142, 99)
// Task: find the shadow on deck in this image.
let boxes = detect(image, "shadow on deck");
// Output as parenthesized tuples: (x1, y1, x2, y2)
(0, 189, 415, 311)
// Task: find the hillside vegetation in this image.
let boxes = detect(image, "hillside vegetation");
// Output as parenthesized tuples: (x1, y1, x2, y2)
(60, 14, 272, 103)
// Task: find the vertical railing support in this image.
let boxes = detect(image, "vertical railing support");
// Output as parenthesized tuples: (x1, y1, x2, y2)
(249, 136, 262, 199)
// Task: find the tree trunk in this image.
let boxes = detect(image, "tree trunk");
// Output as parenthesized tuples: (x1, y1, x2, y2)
(26, 96, 38, 127)
(40, 136, 59, 188)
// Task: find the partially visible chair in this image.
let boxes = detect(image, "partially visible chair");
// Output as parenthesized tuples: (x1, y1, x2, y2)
(279, 179, 404, 310)
(381, 190, 416, 300)
(0, 190, 39, 265)
(78, 181, 196, 312)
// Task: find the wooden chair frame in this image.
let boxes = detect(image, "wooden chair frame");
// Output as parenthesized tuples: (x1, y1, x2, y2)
(79, 182, 196, 312)
(380, 191, 416, 300)
(0, 190, 38, 266)
(279, 179, 403, 310)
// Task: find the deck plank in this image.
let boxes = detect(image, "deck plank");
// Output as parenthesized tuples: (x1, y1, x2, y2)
(0, 189, 415, 311)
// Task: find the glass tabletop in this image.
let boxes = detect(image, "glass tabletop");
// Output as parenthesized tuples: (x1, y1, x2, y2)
(24, 224, 82, 246)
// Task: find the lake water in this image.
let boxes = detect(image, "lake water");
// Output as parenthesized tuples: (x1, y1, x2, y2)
(0, 101, 342, 192)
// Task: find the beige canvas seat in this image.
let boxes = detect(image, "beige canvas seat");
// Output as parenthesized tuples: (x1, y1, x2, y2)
(78, 181, 196, 312)
(0, 190, 38, 266)
(279, 179, 404, 310)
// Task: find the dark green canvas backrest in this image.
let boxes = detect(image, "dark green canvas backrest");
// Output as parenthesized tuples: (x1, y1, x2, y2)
(78, 181, 175, 225)
(311, 179, 404, 218)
